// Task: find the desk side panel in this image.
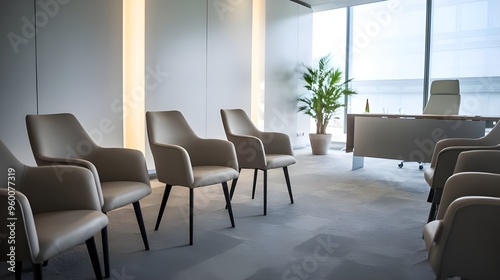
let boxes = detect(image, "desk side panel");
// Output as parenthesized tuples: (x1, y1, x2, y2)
(353, 117, 485, 162)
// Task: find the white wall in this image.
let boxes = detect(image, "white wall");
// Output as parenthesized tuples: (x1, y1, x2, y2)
(265, 0, 312, 148)
(0, 0, 312, 169)
(145, 0, 253, 169)
(36, 0, 123, 147)
(0, 0, 38, 164)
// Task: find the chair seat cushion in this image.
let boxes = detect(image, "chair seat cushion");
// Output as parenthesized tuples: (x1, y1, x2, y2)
(101, 181, 152, 212)
(192, 166, 239, 188)
(266, 154, 296, 169)
(35, 210, 108, 262)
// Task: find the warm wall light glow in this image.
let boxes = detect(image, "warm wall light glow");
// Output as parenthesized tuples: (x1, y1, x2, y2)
(123, 0, 145, 153)
(251, 0, 266, 129)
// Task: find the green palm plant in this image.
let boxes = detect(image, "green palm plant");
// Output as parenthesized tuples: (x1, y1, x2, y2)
(299, 54, 357, 134)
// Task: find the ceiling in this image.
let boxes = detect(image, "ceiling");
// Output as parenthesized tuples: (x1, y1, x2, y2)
(292, 0, 387, 12)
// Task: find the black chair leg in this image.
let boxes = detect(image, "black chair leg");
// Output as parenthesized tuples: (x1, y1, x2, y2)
(252, 169, 258, 199)
(189, 188, 194, 245)
(133, 201, 150, 250)
(222, 182, 235, 227)
(427, 188, 434, 203)
(15, 261, 22, 280)
(86, 237, 103, 280)
(283, 167, 294, 204)
(101, 226, 110, 278)
(225, 170, 240, 209)
(33, 263, 42, 280)
(155, 184, 172, 231)
(263, 170, 267, 216)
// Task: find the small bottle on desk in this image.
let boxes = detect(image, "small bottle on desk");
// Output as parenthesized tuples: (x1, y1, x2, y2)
(365, 99, 370, 113)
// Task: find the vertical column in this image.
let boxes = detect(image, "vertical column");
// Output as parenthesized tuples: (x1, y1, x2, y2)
(123, 0, 145, 152)
(251, 0, 266, 129)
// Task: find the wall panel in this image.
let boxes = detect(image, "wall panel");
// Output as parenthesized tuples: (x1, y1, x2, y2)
(36, 0, 123, 147)
(0, 0, 38, 164)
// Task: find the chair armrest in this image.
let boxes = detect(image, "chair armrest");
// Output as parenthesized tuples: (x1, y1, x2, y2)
(258, 132, 294, 156)
(189, 139, 238, 170)
(226, 134, 266, 169)
(0, 189, 39, 262)
(22, 165, 103, 213)
(454, 149, 500, 174)
(430, 138, 489, 167)
(150, 142, 194, 187)
(430, 144, 500, 189)
(87, 147, 150, 185)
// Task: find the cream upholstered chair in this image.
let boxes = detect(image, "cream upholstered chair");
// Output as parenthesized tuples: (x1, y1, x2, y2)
(423, 196, 500, 280)
(424, 122, 500, 222)
(423, 79, 460, 115)
(25, 113, 151, 278)
(0, 140, 108, 280)
(146, 110, 239, 245)
(220, 109, 295, 215)
(434, 171, 500, 221)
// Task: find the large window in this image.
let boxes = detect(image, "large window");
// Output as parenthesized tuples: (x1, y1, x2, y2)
(312, 8, 347, 141)
(349, 0, 427, 116)
(312, 0, 500, 142)
(431, 0, 500, 116)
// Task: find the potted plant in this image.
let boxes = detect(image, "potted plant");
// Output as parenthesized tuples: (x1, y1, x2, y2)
(298, 54, 357, 155)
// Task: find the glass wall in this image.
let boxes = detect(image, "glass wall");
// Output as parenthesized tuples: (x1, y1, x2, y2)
(349, 0, 427, 116)
(312, 8, 347, 140)
(431, 0, 500, 116)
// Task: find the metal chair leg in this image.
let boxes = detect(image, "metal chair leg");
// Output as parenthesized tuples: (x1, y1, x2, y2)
(86, 237, 103, 280)
(283, 167, 294, 204)
(155, 184, 172, 230)
(133, 201, 150, 250)
(222, 182, 235, 227)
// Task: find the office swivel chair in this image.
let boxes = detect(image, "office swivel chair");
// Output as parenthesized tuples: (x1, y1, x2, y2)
(399, 79, 461, 170)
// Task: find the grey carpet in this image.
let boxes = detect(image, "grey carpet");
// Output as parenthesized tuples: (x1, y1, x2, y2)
(1, 148, 436, 279)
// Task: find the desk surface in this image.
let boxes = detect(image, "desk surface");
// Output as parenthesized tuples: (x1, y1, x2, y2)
(346, 113, 500, 153)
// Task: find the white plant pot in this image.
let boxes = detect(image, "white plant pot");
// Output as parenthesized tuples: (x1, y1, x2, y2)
(309, 133, 332, 155)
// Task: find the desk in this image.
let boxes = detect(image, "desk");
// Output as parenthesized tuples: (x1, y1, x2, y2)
(346, 114, 500, 170)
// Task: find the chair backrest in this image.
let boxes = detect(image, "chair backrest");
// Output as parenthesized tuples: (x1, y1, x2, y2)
(430, 196, 500, 279)
(146, 111, 198, 147)
(26, 113, 97, 163)
(423, 79, 460, 115)
(0, 140, 27, 191)
(437, 172, 500, 220)
(483, 121, 500, 144)
(220, 109, 260, 137)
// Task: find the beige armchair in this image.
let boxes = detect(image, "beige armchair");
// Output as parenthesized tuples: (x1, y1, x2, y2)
(0, 140, 108, 280)
(25, 113, 151, 278)
(220, 109, 295, 215)
(146, 110, 239, 245)
(423, 79, 460, 115)
(424, 121, 500, 222)
(423, 194, 500, 279)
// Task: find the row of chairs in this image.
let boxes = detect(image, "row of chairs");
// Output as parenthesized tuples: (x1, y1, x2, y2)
(422, 122, 500, 279)
(1, 109, 296, 279)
